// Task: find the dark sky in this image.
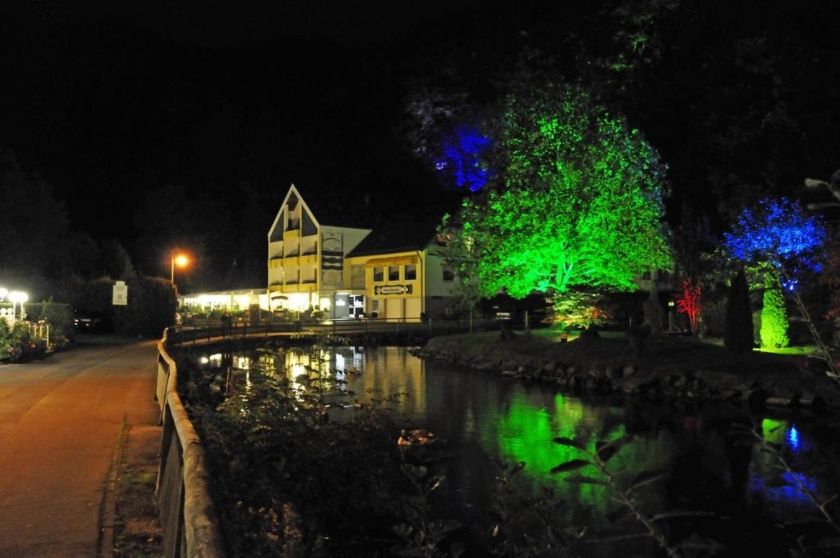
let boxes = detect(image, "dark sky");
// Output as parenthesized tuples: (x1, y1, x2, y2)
(0, 0, 502, 240)
(3, 0, 840, 276)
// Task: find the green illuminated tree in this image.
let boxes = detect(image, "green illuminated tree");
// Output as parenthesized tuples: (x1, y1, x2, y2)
(448, 86, 671, 299)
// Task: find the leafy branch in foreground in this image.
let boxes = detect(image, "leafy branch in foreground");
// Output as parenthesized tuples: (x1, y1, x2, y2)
(487, 459, 585, 557)
(551, 436, 719, 558)
(731, 422, 840, 556)
(392, 464, 464, 558)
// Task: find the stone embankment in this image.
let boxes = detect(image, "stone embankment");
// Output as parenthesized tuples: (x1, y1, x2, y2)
(415, 332, 840, 411)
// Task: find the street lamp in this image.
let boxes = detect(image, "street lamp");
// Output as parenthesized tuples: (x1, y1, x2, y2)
(171, 251, 190, 291)
(9, 290, 28, 321)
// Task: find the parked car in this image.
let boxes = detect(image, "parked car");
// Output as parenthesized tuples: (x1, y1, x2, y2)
(73, 309, 112, 333)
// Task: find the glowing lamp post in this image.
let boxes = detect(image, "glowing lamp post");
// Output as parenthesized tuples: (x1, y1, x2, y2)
(9, 290, 29, 321)
(170, 251, 190, 292)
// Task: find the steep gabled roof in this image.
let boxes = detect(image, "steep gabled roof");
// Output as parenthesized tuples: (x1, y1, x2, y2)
(346, 208, 445, 257)
(292, 185, 374, 229)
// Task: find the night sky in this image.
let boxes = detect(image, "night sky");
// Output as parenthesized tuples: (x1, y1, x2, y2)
(2, 1, 840, 289)
(0, 1, 516, 233)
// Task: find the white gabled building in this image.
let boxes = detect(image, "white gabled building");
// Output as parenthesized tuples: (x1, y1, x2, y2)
(267, 184, 458, 321)
(267, 184, 371, 314)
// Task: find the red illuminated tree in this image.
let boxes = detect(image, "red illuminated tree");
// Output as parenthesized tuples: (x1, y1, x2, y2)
(676, 278, 702, 334)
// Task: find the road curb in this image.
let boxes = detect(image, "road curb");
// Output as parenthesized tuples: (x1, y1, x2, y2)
(98, 417, 128, 558)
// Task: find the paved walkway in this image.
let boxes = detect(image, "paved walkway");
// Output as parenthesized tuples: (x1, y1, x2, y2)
(0, 335, 160, 557)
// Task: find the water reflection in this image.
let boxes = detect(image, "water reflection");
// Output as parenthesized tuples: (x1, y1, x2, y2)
(749, 418, 819, 508)
(196, 345, 837, 553)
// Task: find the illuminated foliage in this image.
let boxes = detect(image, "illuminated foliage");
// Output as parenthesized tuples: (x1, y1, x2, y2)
(724, 198, 827, 264)
(448, 86, 672, 299)
(435, 125, 492, 191)
(760, 273, 789, 348)
(675, 278, 702, 334)
(551, 291, 611, 330)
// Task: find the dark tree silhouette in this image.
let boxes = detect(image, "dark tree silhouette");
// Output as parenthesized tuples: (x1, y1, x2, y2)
(724, 269, 754, 354)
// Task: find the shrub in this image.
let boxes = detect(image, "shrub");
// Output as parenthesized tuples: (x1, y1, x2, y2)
(25, 301, 74, 348)
(759, 275, 789, 349)
(724, 269, 754, 354)
(112, 276, 177, 337)
(0, 321, 44, 362)
(69, 275, 177, 338)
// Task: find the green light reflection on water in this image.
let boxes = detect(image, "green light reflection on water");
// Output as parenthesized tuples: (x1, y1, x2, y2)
(484, 392, 635, 513)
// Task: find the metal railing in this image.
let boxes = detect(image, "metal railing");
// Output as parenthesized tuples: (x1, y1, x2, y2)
(166, 316, 498, 345)
(155, 332, 227, 558)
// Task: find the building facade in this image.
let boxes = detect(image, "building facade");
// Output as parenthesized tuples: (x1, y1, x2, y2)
(267, 185, 371, 315)
(343, 247, 456, 321)
(267, 185, 457, 321)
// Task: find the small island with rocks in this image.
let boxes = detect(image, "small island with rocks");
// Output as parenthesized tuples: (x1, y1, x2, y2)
(416, 330, 840, 411)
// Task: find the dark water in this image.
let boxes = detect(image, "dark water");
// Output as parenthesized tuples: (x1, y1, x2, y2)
(195, 345, 840, 557)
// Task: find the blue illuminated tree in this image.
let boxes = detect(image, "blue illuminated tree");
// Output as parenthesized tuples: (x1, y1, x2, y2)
(435, 125, 492, 192)
(723, 198, 826, 265)
(724, 197, 838, 376)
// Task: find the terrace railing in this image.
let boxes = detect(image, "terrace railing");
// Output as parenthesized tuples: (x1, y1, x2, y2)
(155, 332, 227, 558)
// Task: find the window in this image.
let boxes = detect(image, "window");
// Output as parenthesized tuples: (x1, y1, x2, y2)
(373, 267, 384, 282)
(443, 268, 455, 282)
(371, 299, 380, 312)
(405, 264, 417, 280)
(388, 265, 399, 281)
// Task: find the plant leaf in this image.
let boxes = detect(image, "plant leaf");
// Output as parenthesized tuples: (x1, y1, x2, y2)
(763, 475, 788, 488)
(596, 435, 632, 462)
(564, 475, 607, 485)
(553, 436, 586, 450)
(627, 469, 668, 494)
(551, 459, 591, 474)
(649, 510, 717, 522)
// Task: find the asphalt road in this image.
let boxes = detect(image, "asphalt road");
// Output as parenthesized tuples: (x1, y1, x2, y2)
(0, 335, 159, 557)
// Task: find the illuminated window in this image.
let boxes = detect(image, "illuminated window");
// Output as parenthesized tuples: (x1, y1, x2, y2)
(443, 268, 455, 281)
(405, 264, 417, 280)
(388, 266, 399, 281)
(373, 267, 384, 282)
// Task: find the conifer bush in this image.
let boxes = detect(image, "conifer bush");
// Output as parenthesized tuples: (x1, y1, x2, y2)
(724, 270, 754, 354)
(760, 275, 789, 349)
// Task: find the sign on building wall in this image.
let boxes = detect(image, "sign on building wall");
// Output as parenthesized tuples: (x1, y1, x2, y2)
(321, 232, 343, 288)
(112, 281, 128, 306)
(374, 284, 413, 295)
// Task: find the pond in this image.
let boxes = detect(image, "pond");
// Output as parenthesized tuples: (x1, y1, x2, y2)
(192, 344, 840, 557)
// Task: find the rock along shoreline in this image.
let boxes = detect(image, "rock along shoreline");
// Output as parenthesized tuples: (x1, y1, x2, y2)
(413, 331, 840, 413)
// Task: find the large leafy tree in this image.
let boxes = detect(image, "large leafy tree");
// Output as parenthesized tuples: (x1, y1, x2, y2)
(446, 86, 671, 299)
